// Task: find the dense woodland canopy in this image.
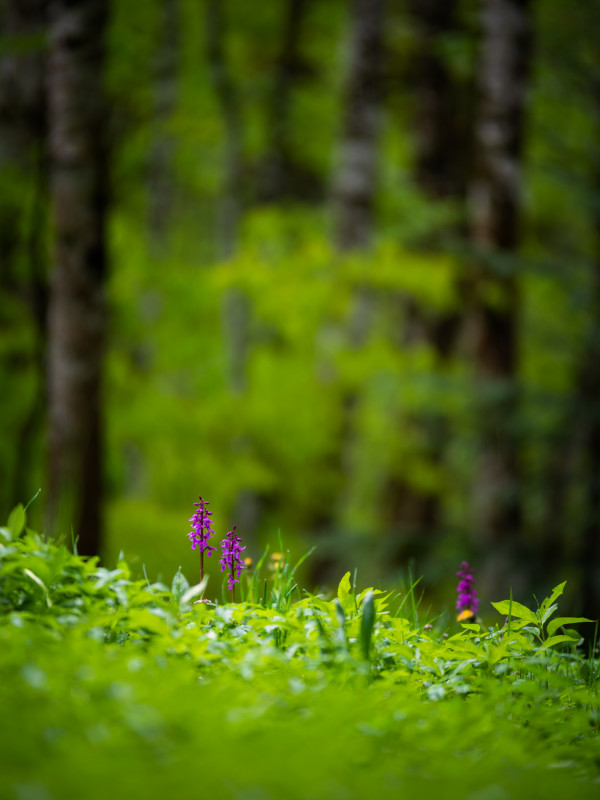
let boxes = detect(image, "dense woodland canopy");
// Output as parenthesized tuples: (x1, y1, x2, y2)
(1, 0, 599, 620)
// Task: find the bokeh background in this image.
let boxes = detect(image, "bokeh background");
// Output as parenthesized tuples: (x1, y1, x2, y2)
(1, 0, 599, 619)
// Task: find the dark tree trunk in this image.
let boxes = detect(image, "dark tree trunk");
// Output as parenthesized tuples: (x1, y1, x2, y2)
(382, 0, 462, 566)
(205, 0, 248, 394)
(332, 0, 385, 254)
(0, 0, 47, 513)
(464, 0, 532, 593)
(579, 85, 600, 633)
(258, 0, 312, 203)
(147, 0, 181, 253)
(205, 0, 244, 261)
(46, 0, 109, 556)
(408, 0, 462, 201)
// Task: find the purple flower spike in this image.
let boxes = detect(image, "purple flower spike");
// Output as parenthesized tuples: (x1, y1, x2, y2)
(187, 496, 216, 558)
(456, 561, 479, 619)
(219, 525, 247, 592)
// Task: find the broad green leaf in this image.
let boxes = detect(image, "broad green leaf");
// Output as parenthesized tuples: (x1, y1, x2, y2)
(540, 635, 578, 649)
(491, 600, 538, 626)
(537, 582, 566, 623)
(7, 504, 25, 538)
(171, 568, 189, 604)
(547, 616, 593, 638)
(539, 603, 558, 626)
(337, 571, 354, 616)
(181, 576, 209, 606)
(356, 587, 383, 604)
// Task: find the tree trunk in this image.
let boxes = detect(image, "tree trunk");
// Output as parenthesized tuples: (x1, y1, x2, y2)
(332, 0, 385, 254)
(408, 0, 462, 200)
(46, 0, 109, 556)
(382, 0, 462, 566)
(205, 0, 248, 393)
(258, 0, 312, 203)
(0, 0, 47, 514)
(147, 0, 181, 254)
(464, 0, 532, 593)
(579, 80, 600, 635)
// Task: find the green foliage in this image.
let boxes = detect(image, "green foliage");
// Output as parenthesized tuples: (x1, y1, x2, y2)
(1, 510, 598, 799)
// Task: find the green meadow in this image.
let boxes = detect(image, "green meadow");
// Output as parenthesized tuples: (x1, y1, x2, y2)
(1, 504, 598, 800)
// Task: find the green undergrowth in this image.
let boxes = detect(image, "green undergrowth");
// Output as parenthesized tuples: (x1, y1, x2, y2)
(1, 505, 599, 800)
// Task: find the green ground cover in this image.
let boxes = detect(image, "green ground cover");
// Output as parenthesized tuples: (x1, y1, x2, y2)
(1, 504, 598, 800)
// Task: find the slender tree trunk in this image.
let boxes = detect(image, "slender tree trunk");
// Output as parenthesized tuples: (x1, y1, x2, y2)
(464, 0, 532, 593)
(382, 0, 462, 565)
(148, 0, 181, 253)
(408, 0, 462, 200)
(205, 0, 243, 261)
(0, 0, 47, 513)
(579, 82, 600, 634)
(332, 0, 385, 350)
(46, 0, 109, 555)
(332, 0, 385, 254)
(258, 0, 311, 203)
(205, 0, 247, 393)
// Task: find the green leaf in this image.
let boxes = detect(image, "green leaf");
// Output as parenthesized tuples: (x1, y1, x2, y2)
(540, 635, 578, 649)
(24, 568, 52, 607)
(7, 504, 25, 538)
(334, 598, 346, 628)
(360, 591, 376, 661)
(171, 568, 189, 605)
(491, 600, 538, 626)
(539, 603, 558, 626)
(537, 582, 566, 623)
(356, 587, 383, 604)
(337, 571, 354, 616)
(181, 576, 209, 606)
(547, 616, 594, 638)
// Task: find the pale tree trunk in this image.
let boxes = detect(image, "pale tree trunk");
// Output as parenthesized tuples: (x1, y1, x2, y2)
(332, 0, 385, 348)
(0, 0, 47, 512)
(464, 0, 532, 594)
(46, 0, 109, 555)
(148, 0, 181, 254)
(332, 0, 384, 254)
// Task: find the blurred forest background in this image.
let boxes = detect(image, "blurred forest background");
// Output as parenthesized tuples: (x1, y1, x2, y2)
(1, 0, 599, 619)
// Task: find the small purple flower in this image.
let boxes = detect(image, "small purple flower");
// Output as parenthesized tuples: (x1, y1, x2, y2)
(187, 496, 216, 557)
(219, 525, 247, 592)
(456, 561, 479, 619)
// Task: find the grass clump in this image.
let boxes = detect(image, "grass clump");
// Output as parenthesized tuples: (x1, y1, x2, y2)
(0, 504, 598, 800)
